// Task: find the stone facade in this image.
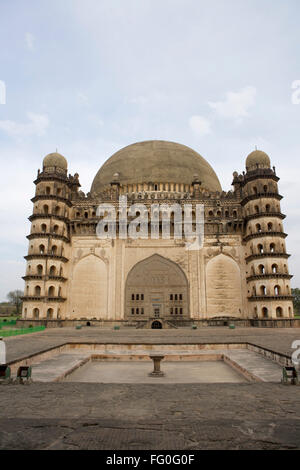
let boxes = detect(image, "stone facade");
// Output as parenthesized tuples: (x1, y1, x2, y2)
(21, 141, 294, 326)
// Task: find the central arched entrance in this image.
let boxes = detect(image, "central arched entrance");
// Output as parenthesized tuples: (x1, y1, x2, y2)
(125, 254, 189, 323)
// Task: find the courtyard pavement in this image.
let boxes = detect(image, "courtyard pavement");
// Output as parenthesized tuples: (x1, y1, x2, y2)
(0, 326, 300, 450)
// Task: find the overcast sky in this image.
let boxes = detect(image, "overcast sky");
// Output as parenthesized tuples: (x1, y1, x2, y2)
(0, 0, 300, 301)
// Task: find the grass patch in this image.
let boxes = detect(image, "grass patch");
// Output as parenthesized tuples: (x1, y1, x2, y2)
(0, 326, 45, 337)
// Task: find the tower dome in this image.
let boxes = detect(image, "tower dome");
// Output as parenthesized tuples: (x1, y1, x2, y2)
(246, 150, 271, 171)
(43, 152, 68, 171)
(91, 140, 222, 194)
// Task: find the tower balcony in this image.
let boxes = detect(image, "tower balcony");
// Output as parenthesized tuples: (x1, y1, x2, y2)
(248, 295, 293, 302)
(27, 232, 70, 243)
(21, 296, 66, 302)
(244, 212, 286, 222)
(22, 275, 67, 282)
(29, 213, 69, 224)
(246, 273, 293, 282)
(31, 194, 72, 207)
(241, 193, 283, 206)
(24, 254, 69, 263)
(245, 252, 290, 263)
(243, 231, 287, 242)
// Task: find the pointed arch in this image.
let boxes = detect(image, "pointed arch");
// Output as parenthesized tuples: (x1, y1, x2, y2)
(206, 253, 243, 318)
(125, 254, 189, 320)
(69, 254, 108, 319)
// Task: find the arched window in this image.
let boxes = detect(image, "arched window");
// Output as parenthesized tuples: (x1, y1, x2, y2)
(258, 244, 264, 254)
(41, 224, 47, 233)
(49, 265, 56, 276)
(276, 307, 283, 318)
(258, 264, 265, 274)
(34, 285, 41, 296)
(256, 223, 262, 233)
(272, 264, 278, 274)
(270, 243, 275, 253)
(267, 222, 273, 232)
(37, 264, 43, 275)
(48, 286, 55, 297)
(43, 205, 49, 215)
(263, 185, 268, 193)
(33, 308, 39, 319)
(51, 245, 57, 255)
(39, 244, 45, 254)
(54, 206, 60, 215)
(260, 285, 266, 296)
(47, 308, 54, 319)
(53, 225, 59, 234)
(254, 205, 259, 214)
(253, 186, 258, 195)
(266, 204, 271, 213)
(46, 186, 51, 195)
(262, 307, 268, 318)
(274, 285, 280, 296)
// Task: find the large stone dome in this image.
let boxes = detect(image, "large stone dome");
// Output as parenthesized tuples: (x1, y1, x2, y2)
(91, 140, 222, 194)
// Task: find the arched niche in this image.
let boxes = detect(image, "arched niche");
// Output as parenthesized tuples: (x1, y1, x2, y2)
(69, 254, 108, 319)
(125, 254, 189, 320)
(206, 253, 243, 318)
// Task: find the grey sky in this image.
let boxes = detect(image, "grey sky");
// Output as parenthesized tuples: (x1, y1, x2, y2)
(0, 0, 300, 300)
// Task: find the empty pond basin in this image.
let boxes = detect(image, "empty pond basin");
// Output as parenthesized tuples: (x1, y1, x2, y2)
(64, 360, 248, 384)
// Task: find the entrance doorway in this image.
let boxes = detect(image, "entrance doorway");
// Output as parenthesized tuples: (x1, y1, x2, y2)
(151, 320, 162, 329)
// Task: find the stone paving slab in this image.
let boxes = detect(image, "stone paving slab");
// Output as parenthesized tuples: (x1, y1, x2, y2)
(63, 360, 247, 384)
(225, 350, 282, 382)
(0, 383, 299, 449)
(32, 352, 91, 382)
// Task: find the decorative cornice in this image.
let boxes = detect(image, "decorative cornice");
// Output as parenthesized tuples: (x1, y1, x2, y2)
(248, 295, 293, 302)
(241, 193, 283, 206)
(245, 252, 290, 263)
(243, 231, 287, 242)
(24, 254, 69, 262)
(31, 194, 72, 207)
(244, 212, 286, 222)
(246, 273, 293, 282)
(27, 232, 70, 243)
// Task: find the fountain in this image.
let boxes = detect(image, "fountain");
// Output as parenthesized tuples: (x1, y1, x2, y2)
(148, 354, 165, 377)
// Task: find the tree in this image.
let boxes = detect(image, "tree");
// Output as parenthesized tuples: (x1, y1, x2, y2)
(291, 288, 300, 315)
(6, 290, 23, 315)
